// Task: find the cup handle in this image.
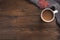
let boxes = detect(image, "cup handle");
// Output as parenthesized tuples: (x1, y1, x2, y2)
(53, 10, 58, 14)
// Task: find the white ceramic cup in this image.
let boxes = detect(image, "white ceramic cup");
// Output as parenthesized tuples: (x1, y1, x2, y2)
(41, 8, 58, 22)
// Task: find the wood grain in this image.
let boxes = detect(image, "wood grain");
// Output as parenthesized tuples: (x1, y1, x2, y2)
(0, 0, 59, 40)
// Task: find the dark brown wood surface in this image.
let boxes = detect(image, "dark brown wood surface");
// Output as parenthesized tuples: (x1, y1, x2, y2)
(0, 0, 59, 40)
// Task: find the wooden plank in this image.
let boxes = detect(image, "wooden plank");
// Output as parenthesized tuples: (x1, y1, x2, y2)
(0, 0, 59, 40)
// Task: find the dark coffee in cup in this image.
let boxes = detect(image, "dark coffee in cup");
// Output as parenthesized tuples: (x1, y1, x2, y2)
(42, 10, 53, 21)
(41, 8, 58, 22)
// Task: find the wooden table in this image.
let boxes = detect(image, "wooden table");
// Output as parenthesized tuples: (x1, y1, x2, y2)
(0, 0, 59, 40)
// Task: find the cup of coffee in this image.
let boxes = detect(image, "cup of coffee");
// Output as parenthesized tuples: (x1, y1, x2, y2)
(41, 8, 58, 22)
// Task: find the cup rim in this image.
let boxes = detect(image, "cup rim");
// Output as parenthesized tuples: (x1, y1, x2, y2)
(41, 8, 55, 22)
